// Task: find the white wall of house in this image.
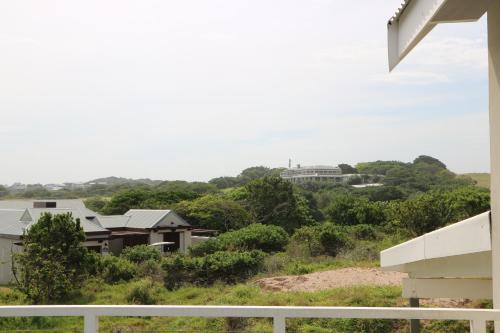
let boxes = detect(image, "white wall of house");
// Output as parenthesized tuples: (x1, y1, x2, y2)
(183, 230, 192, 251)
(150, 229, 191, 253)
(0, 237, 20, 285)
(149, 230, 163, 245)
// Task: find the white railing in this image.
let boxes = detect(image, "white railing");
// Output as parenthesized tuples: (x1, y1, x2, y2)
(0, 305, 498, 333)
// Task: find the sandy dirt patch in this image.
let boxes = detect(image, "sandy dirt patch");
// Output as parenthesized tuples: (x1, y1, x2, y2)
(256, 267, 407, 292)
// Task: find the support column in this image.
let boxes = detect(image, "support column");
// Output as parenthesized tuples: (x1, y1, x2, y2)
(409, 298, 420, 333)
(489, 2, 500, 330)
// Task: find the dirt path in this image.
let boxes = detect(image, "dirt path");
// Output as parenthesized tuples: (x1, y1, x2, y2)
(256, 268, 407, 292)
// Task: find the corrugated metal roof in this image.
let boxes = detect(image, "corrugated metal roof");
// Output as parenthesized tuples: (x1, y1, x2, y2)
(99, 215, 131, 229)
(124, 209, 171, 229)
(26, 208, 110, 234)
(0, 209, 27, 237)
(388, 0, 412, 24)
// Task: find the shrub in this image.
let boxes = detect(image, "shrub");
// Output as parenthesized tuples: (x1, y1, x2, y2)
(97, 255, 136, 283)
(189, 224, 289, 256)
(13, 213, 94, 303)
(262, 253, 289, 274)
(126, 279, 159, 305)
(289, 223, 353, 257)
(349, 224, 378, 241)
(162, 250, 266, 290)
(200, 250, 266, 284)
(188, 239, 224, 257)
(121, 245, 161, 263)
(136, 259, 163, 280)
(319, 224, 352, 256)
(289, 225, 324, 257)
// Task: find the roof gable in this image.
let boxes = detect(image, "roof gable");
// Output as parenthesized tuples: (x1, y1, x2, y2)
(123, 209, 191, 229)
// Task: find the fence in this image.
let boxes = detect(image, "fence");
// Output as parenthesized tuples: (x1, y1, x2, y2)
(0, 305, 498, 333)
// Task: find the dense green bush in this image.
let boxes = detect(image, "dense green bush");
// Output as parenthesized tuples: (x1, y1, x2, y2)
(386, 186, 490, 235)
(325, 194, 386, 226)
(189, 223, 289, 256)
(319, 223, 352, 256)
(96, 255, 137, 283)
(290, 223, 352, 257)
(174, 195, 253, 231)
(162, 250, 266, 290)
(245, 177, 314, 232)
(121, 245, 161, 263)
(349, 224, 378, 241)
(14, 213, 94, 304)
(126, 279, 159, 305)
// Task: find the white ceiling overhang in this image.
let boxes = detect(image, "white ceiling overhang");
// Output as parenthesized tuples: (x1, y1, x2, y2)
(388, 0, 493, 70)
(380, 212, 492, 278)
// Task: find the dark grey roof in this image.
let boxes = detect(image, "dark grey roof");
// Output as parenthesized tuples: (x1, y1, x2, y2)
(0, 209, 27, 237)
(99, 215, 131, 229)
(26, 208, 109, 234)
(0, 201, 190, 238)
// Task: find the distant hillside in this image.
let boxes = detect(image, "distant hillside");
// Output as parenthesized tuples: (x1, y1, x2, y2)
(85, 176, 162, 186)
(460, 173, 490, 189)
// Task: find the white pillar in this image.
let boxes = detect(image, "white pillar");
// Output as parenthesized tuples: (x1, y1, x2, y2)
(489, 0, 500, 324)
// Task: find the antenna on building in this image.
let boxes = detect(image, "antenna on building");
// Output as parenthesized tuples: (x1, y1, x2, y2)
(288, 158, 291, 169)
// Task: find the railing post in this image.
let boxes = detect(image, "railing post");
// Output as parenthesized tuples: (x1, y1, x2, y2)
(470, 320, 487, 333)
(273, 316, 286, 333)
(84, 313, 99, 333)
(409, 298, 420, 333)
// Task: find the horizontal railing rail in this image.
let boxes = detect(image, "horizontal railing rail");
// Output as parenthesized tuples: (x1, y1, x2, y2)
(0, 305, 497, 333)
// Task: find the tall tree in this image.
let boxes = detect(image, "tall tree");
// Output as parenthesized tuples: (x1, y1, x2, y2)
(14, 213, 93, 303)
(245, 177, 313, 233)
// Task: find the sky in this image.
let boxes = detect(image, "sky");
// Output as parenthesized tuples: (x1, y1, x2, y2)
(0, 0, 491, 184)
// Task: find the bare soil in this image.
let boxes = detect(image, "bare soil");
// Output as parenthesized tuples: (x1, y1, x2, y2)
(256, 268, 479, 308)
(256, 267, 407, 292)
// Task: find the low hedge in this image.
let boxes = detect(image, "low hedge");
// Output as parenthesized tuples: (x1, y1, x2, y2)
(162, 250, 266, 290)
(189, 224, 289, 256)
(121, 245, 161, 263)
(290, 223, 352, 257)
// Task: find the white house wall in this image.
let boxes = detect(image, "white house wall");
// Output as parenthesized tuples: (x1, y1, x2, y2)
(149, 230, 163, 245)
(0, 237, 21, 285)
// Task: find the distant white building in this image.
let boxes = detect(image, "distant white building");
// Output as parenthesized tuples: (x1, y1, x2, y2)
(280, 165, 358, 184)
(44, 184, 65, 191)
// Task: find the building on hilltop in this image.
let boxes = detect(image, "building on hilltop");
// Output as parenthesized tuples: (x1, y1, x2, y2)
(280, 164, 358, 184)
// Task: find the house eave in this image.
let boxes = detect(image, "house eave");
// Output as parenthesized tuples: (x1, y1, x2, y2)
(388, 0, 493, 71)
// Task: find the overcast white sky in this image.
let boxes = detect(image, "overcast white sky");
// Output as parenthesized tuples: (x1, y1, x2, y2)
(0, 0, 491, 184)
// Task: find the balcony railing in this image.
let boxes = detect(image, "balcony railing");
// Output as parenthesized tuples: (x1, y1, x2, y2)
(0, 305, 498, 333)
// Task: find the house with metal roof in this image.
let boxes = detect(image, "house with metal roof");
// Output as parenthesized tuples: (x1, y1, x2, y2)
(99, 209, 193, 255)
(0, 199, 194, 284)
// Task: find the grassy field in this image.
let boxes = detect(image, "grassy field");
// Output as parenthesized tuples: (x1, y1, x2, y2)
(0, 277, 487, 332)
(461, 173, 490, 189)
(0, 280, 407, 332)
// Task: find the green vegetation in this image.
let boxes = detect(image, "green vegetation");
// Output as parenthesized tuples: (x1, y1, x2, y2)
(175, 194, 253, 231)
(1, 155, 494, 332)
(245, 177, 314, 233)
(121, 244, 161, 263)
(189, 223, 289, 256)
(162, 250, 266, 289)
(13, 213, 94, 303)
